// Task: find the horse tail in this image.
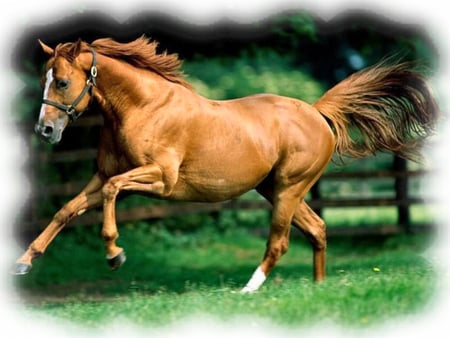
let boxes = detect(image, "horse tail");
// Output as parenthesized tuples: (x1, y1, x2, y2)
(313, 61, 439, 162)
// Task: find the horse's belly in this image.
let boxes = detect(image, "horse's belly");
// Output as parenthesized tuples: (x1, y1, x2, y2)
(171, 164, 271, 202)
(170, 178, 258, 202)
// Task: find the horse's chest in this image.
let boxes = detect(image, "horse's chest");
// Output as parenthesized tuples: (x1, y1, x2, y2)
(97, 147, 132, 178)
(97, 129, 159, 178)
(97, 132, 140, 177)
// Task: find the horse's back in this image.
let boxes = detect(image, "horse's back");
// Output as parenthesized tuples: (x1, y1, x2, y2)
(222, 93, 335, 158)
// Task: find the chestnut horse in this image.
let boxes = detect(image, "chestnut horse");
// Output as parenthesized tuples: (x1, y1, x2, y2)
(14, 36, 437, 293)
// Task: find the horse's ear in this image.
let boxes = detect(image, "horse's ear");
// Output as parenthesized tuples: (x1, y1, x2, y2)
(38, 39, 54, 55)
(67, 39, 83, 61)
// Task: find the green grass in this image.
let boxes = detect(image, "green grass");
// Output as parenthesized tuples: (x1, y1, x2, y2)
(322, 204, 435, 227)
(12, 224, 438, 332)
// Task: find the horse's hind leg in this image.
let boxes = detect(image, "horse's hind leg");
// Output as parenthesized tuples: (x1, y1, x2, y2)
(241, 184, 300, 293)
(254, 184, 326, 284)
(291, 201, 326, 282)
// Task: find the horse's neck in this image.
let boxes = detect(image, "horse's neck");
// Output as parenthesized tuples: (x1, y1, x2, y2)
(93, 55, 170, 124)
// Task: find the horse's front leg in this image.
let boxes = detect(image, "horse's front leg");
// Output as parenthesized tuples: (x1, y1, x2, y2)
(13, 173, 104, 275)
(101, 164, 172, 269)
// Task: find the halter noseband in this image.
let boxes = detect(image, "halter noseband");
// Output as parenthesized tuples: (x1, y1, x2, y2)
(43, 48, 97, 122)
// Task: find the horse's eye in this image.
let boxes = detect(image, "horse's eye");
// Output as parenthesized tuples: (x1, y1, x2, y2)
(56, 79, 70, 90)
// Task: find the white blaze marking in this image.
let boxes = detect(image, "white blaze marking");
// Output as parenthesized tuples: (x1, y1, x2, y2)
(38, 68, 53, 121)
(240, 266, 266, 293)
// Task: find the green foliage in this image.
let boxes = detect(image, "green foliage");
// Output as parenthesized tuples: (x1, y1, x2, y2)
(14, 61, 42, 122)
(184, 49, 324, 103)
(272, 13, 318, 43)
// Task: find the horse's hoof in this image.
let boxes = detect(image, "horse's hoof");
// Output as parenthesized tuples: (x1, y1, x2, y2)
(11, 262, 32, 275)
(107, 251, 126, 270)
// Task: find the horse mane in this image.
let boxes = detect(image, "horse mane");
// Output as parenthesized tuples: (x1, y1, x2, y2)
(56, 36, 191, 88)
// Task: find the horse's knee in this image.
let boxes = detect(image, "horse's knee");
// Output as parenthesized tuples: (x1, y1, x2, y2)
(102, 177, 121, 200)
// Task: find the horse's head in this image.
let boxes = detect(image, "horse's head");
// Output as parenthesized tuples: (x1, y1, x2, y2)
(35, 39, 97, 144)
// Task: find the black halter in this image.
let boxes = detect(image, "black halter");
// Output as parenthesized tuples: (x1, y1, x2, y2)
(43, 48, 97, 122)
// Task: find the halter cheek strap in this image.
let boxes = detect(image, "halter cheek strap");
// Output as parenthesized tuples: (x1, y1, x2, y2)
(43, 48, 97, 122)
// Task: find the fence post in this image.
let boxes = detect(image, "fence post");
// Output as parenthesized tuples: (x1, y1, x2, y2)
(310, 180, 322, 218)
(393, 155, 410, 233)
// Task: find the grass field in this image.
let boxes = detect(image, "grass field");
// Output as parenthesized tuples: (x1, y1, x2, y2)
(10, 222, 440, 335)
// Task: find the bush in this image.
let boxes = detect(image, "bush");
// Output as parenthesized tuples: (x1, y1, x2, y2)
(184, 49, 325, 103)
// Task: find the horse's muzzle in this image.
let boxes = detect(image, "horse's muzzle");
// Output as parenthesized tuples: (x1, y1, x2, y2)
(35, 122, 61, 144)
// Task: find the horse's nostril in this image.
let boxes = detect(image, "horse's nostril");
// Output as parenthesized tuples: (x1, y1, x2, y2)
(35, 123, 54, 138)
(42, 125, 53, 136)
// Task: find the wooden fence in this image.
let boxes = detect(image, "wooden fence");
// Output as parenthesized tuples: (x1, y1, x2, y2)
(17, 116, 435, 238)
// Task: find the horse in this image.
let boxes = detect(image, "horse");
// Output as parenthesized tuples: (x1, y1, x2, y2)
(13, 36, 438, 293)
